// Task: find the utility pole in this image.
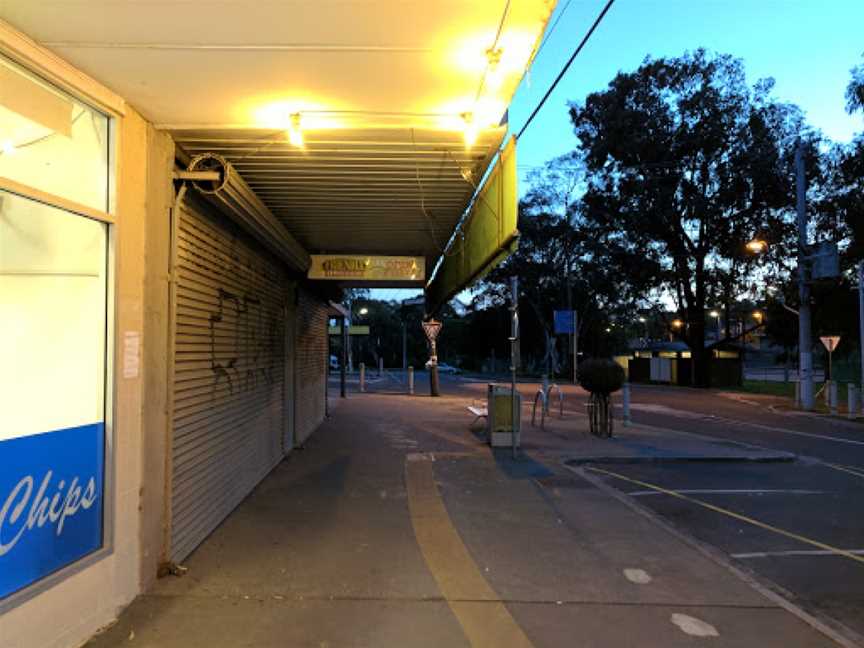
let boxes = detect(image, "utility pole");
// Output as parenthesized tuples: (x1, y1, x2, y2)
(510, 276, 520, 459)
(859, 263, 864, 397)
(796, 140, 814, 410)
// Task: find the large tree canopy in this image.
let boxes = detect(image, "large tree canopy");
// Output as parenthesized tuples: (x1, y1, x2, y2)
(568, 49, 807, 385)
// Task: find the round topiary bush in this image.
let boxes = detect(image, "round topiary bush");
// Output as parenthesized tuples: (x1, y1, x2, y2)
(577, 358, 625, 395)
(577, 358, 625, 438)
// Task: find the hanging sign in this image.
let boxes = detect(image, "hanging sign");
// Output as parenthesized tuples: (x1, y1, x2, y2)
(820, 336, 840, 352)
(308, 255, 425, 282)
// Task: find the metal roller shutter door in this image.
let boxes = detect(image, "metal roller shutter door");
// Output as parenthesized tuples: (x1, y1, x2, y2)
(294, 287, 328, 445)
(170, 194, 288, 563)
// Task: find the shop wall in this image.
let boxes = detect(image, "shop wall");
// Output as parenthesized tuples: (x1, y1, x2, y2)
(0, 103, 154, 648)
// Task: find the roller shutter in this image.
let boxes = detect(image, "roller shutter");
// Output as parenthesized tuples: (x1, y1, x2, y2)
(294, 287, 328, 445)
(169, 194, 288, 563)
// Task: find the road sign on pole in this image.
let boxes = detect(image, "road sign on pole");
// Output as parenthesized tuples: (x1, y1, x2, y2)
(820, 336, 840, 383)
(820, 336, 840, 353)
(423, 319, 442, 397)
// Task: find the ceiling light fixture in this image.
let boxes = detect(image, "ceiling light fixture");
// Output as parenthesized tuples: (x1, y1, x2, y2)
(484, 47, 505, 91)
(1, 140, 16, 156)
(461, 112, 478, 149)
(287, 112, 304, 148)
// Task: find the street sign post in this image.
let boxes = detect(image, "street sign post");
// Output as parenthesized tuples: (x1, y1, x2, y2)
(423, 319, 443, 397)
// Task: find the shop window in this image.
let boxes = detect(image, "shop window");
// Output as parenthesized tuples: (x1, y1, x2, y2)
(0, 54, 109, 212)
(0, 191, 108, 601)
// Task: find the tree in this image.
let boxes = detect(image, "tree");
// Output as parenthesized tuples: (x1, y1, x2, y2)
(569, 49, 808, 386)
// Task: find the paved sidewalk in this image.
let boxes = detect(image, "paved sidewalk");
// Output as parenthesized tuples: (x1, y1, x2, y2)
(88, 391, 841, 647)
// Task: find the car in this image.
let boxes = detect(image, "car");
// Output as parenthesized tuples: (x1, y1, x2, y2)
(434, 362, 461, 374)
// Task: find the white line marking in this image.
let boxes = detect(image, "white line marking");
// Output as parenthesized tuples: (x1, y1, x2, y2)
(732, 549, 864, 559)
(670, 613, 719, 637)
(623, 568, 652, 584)
(627, 489, 827, 497)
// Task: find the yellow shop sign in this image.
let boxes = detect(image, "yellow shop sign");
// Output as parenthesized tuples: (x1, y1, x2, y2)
(308, 255, 425, 282)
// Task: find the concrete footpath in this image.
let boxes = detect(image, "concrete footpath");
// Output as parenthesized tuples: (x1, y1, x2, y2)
(87, 390, 843, 647)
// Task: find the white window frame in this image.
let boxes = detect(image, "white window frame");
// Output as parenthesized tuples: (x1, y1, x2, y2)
(0, 22, 124, 614)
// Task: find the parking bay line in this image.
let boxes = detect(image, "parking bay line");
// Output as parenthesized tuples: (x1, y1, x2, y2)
(586, 466, 864, 567)
(732, 549, 864, 559)
(823, 463, 864, 480)
(627, 489, 826, 497)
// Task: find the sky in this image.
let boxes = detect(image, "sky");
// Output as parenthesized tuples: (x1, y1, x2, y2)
(510, 0, 864, 189)
(376, 0, 864, 305)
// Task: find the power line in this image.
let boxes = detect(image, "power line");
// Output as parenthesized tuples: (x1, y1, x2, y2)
(515, 0, 617, 141)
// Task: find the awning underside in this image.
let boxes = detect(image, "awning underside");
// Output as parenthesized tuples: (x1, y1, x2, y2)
(173, 126, 506, 274)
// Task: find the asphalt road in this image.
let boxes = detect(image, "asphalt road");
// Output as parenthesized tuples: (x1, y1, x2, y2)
(571, 382, 864, 640)
(350, 371, 864, 640)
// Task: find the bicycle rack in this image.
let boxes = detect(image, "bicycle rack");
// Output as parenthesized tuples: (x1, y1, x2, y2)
(532, 389, 547, 428)
(532, 383, 565, 429)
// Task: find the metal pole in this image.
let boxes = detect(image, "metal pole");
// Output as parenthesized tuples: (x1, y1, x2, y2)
(359, 362, 365, 393)
(430, 339, 440, 397)
(572, 310, 579, 384)
(510, 277, 519, 459)
(347, 298, 353, 374)
(622, 382, 631, 427)
(796, 141, 814, 410)
(340, 317, 347, 398)
(408, 366, 414, 395)
(849, 383, 858, 419)
(859, 262, 864, 412)
(402, 321, 407, 371)
(829, 380, 838, 416)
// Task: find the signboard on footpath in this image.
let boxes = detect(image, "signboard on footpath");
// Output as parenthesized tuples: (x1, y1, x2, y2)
(308, 255, 425, 282)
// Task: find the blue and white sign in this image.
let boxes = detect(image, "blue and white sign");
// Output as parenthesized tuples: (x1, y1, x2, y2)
(0, 194, 109, 602)
(554, 310, 577, 335)
(0, 424, 104, 599)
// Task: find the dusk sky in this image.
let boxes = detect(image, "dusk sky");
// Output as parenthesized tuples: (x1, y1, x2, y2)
(380, 0, 864, 304)
(511, 0, 864, 186)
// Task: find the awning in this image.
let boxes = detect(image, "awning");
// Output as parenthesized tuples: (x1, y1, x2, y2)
(425, 136, 518, 314)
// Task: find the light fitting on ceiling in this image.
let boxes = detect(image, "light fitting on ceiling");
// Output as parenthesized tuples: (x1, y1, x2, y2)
(287, 112, 304, 148)
(1, 140, 16, 156)
(484, 46, 505, 91)
(461, 112, 478, 149)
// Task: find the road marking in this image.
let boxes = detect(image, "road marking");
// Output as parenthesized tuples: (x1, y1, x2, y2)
(405, 454, 535, 648)
(623, 568, 652, 584)
(629, 403, 864, 446)
(732, 549, 864, 559)
(587, 466, 864, 566)
(732, 421, 864, 446)
(627, 489, 826, 497)
(823, 463, 864, 480)
(670, 613, 719, 637)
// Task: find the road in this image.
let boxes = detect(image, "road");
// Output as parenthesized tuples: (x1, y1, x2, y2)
(348, 370, 864, 640)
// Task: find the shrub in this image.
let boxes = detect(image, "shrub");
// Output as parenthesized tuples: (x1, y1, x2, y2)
(578, 358, 625, 395)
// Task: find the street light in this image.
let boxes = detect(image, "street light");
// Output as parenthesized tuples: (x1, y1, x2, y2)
(359, 307, 369, 315)
(746, 239, 768, 254)
(752, 310, 763, 324)
(671, 318, 684, 329)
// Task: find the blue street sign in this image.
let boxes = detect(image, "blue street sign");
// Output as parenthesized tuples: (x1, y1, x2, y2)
(554, 310, 576, 334)
(0, 423, 104, 600)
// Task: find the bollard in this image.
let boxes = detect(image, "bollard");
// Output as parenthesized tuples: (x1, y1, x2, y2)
(379, 356, 384, 376)
(829, 380, 838, 416)
(541, 374, 550, 414)
(622, 382, 631, 427)
(359, 363, 366, 393)
(848, 384, 859, 419)
(795, 380, 801, 407)
(408, 366, 414, 395)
